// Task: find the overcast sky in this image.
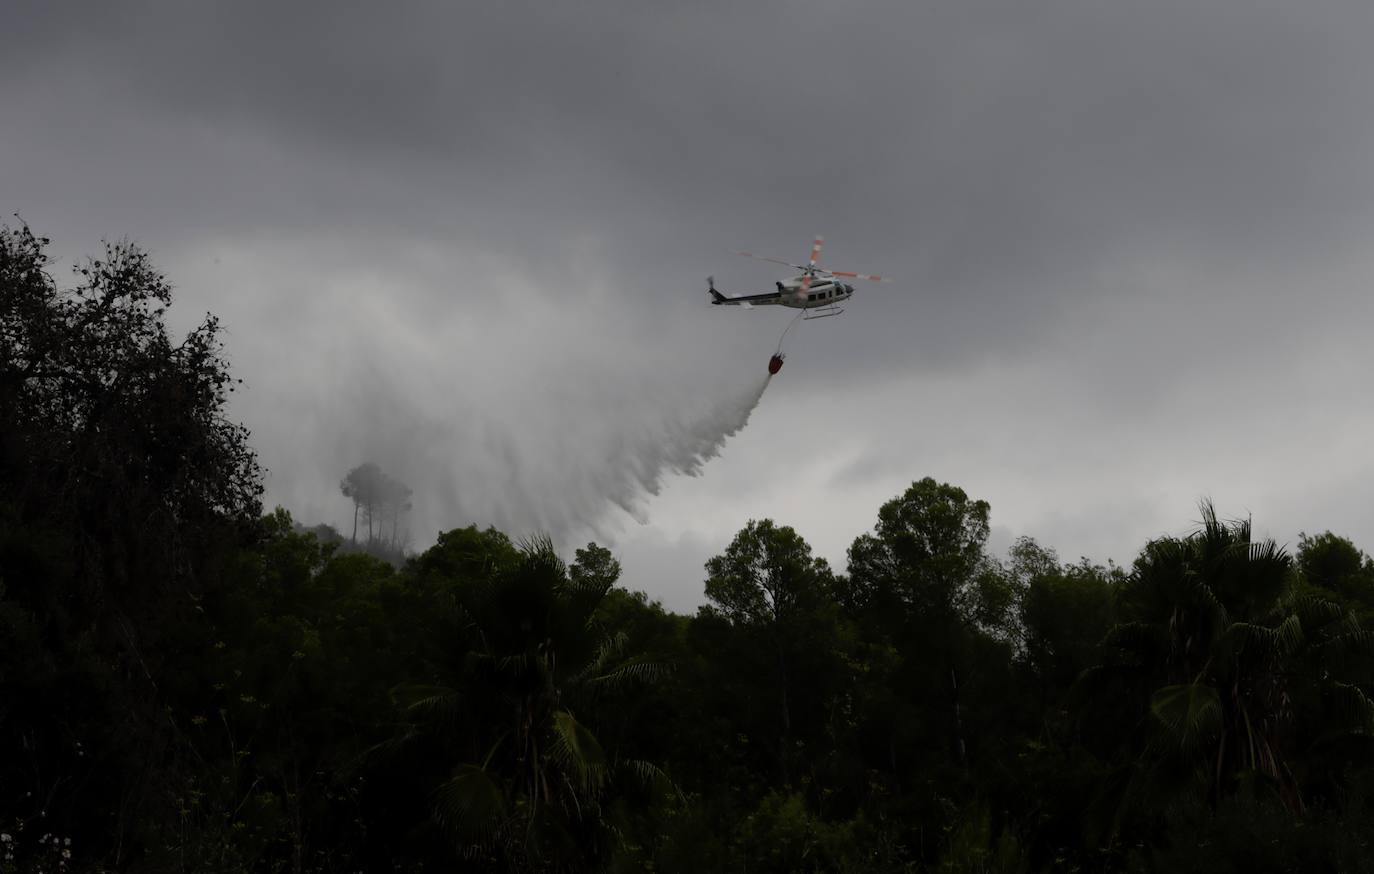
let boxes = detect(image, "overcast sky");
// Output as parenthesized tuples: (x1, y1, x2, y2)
(6, 0, 1374, 611)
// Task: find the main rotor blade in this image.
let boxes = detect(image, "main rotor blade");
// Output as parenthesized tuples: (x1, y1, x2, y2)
(829, 270, 893, 283)
(795, 236, 822, 301)
(733, 250, 801, 269)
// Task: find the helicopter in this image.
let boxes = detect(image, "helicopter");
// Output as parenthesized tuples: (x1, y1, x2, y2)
(708, 236, 891, 319)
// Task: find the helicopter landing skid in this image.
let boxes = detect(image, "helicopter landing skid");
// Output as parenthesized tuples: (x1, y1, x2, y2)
(803, 305, 844, 320)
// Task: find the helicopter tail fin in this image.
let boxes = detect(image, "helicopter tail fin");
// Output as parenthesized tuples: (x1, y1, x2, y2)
(708, 276, 726, 304)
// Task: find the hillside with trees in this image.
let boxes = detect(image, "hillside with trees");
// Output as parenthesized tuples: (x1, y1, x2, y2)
(4, 224, 1374, 872)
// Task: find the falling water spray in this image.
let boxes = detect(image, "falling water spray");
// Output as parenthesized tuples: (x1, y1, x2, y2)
(600, 372, 773, 524)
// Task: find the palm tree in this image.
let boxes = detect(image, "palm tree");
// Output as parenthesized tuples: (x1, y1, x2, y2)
(1086, 503, 1374, 828)
(393, 537, 670, 871)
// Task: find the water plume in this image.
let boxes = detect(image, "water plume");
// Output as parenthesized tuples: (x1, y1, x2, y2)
(224, 237, 781, 551)
(601, 373, 772, 524)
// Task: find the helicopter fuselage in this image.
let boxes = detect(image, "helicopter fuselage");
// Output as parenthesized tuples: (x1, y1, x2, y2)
(775, 275, 855, 309)
(709, 273, 855, 310)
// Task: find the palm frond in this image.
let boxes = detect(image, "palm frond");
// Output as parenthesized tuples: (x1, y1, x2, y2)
(391, 682, 463, 722)
(621, 757, 685, 802)
(550, 709, 608, 798)
(1274, 612, 1305, 656)
(1287, 594, 1344, 628)
(1150, 682, 1222, 749)
(1247, 539, 1292, 567)
(1329, 682, 1374, 735)
(496, 650, 541, 674)
(589, 656, 672, 688)
(433, 763, 509, 847)
(516, 533, 562, 566)
(1182, 571, 1229, 628)
(574, 630, 628, 681)
(1319, 623, 1374, 673)
(1227, 615, 1303, 661)
(1326, 624, 1374, 654)
(1101, 620, 1169, 656)
(359, 725, 423, 761)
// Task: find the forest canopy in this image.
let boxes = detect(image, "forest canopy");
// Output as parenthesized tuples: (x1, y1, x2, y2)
(3, 225, 1374, 872)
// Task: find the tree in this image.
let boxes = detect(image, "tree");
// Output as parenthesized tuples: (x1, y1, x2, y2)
(1087, 503, 1374, 838)
(1018, 553, 1116, 725)
(843, 478, 994, 768)
(705, 520, 833, 631)
(167, 508, 411, 871)
(1298, 531, 1366, 591)
(393, 536, 669, 871)
(0, 221, 263, 863)
(340, 462, 413, 553)
(2, 223, 262, 611)
(341, 462, 383, 544)
(572, 542, 622, 591)
(704, 520, 839, 786)
(405, 524, 520, 589)
(383, 474, 414, 550)
(844, 477, 992, 624)
(1297, 531, 1374, 625)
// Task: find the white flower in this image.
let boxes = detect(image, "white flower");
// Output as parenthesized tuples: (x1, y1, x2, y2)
(0, 833, 10, 842)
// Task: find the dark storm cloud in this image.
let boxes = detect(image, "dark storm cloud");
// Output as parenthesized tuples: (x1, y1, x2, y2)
(7, 0, 1374, 603)
(16, 2, 1373, 260)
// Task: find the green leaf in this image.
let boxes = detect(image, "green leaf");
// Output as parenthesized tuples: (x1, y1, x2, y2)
(1150, 683, 1222, 747)
(391, 682, 461, 719)
(590, 656, 670, 688)
(551, 709, 607, 797)
(1227, 615, 1303, 660)
(1331, 682, 1374, 734)
(434, 764, 508, 845)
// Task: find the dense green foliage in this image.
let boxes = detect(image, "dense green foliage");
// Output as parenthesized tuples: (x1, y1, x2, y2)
(5, 225, 1374, 871)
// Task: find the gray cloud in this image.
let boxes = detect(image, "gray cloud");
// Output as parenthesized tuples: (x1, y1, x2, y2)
(7, 0, 1374, 606)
